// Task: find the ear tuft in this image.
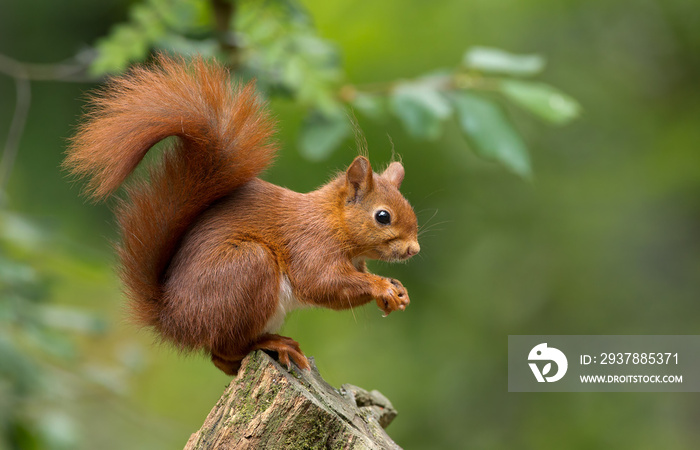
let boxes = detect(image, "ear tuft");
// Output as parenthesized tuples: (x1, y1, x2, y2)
(346, 156, 373, 200)
(381, 161, 405, 188)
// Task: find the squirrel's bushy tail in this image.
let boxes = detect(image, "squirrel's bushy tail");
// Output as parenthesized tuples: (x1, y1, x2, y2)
(65, 55, 277, 328)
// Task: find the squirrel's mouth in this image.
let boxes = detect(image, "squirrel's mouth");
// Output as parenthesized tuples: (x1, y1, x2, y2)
(384, 251, 413, 263)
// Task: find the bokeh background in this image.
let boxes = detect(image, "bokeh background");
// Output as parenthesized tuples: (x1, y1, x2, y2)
(2, 0, 700, 449)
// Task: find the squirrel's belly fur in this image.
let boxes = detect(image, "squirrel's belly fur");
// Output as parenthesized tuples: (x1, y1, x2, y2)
(265, 275, 309, 334)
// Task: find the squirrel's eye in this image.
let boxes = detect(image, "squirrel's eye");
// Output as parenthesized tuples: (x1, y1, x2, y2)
(375, 210, 391, 225)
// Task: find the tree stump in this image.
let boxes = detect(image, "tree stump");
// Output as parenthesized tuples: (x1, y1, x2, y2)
(184, 351, 402, 449)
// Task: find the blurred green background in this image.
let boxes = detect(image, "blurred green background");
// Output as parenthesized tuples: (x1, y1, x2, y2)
(1, 0, 700, 449)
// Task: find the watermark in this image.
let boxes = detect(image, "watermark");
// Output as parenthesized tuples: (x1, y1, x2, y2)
(509, 336, 700, 392)
(528, 343, 568, 382)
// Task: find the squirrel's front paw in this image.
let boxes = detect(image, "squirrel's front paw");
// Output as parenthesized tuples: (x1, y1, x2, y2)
(374, 278, 410, 316)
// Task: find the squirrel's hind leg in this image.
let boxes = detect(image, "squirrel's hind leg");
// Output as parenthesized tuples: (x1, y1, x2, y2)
(165, 239, 283, 375)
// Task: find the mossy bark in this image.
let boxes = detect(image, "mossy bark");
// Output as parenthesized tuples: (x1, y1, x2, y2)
(184, 351, 401, 450)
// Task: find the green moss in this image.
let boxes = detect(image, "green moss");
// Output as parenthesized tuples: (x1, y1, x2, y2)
(276, 403, 352, 450)
(226, 362, 286, 432)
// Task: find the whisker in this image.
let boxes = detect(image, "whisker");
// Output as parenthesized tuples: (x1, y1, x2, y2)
(419, 216, 448, 230)
(347, 297, 358, 324)
(417, 208, 439, 230)
(418, 221, 449, 237)
(415, 189, 446, 205)
(418, 229, 444, 239)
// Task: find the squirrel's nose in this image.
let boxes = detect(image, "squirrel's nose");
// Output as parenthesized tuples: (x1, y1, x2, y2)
(405, 242, 420, 257)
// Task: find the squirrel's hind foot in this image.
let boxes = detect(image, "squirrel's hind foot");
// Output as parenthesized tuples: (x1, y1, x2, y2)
(251, 333, 310, 371)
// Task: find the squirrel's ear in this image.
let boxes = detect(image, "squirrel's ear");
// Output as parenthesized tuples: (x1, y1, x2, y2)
(346, 156, 373, 200)
(381, 162, 405, 189)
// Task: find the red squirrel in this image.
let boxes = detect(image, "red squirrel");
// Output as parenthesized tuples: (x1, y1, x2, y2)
(64, 55, 420, 375)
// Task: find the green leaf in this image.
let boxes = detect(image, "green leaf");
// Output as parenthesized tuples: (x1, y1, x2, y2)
(154, 0, 213, 31)
(351, 93, 387, 120)
(0, 335, 37, 388)
(0, 256, 36, 285)
(500, 79, 581, 125)
(38, 305, 107, 334)
(154, 34, 219, 58)
(292, 34, 339, 64)
(1, 212, 46, 251)
(90, 24, 150, 75)
(38, 411, 79, 449)
(25, 327, 76, 360)
(463, 47, 545, 76)
(298, 110, 351, 161)
(131, 4, 165, 41)
(281, 55, 306, 91)
(390, 83, 452, 140)
(450, 91, 532, 178)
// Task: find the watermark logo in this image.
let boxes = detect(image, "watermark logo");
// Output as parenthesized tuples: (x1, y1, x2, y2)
(528, 343, 568, 382)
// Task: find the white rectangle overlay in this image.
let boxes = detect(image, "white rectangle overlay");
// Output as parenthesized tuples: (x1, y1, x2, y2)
(509, 336, 700, 392)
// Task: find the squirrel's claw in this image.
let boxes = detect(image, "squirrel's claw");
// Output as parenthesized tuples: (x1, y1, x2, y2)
(376, 278, 410, 316)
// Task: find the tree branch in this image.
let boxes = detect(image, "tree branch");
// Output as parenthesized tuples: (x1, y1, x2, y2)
(210, 0, 241, 69)
(338, 70, 499, 103)
(0, 53, 94, 82)
(185, 351, 402, 449)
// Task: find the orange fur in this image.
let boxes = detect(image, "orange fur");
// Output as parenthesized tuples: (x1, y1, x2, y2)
(65, 56, 419, 375)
